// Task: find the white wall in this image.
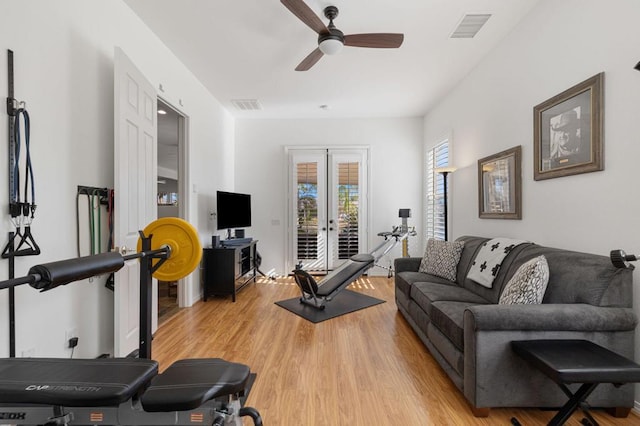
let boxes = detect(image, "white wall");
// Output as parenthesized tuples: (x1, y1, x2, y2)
(234, 118, 424, 277)
(0, 0, 234, 358)
(424, 0, 640, 402)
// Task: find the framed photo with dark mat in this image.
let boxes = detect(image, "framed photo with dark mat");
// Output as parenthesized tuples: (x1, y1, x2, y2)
(533, 73, 604, 181)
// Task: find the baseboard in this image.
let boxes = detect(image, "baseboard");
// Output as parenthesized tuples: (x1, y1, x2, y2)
(634, 399, 640, 414)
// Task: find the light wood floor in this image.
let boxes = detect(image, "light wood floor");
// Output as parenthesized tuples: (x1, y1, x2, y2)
(152, 276, 640, 425)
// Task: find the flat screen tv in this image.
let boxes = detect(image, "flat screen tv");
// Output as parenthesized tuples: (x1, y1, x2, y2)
(216, 191, 251, 230)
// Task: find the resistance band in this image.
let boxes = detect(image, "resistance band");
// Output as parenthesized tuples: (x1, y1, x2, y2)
(2, 105, 39, 258)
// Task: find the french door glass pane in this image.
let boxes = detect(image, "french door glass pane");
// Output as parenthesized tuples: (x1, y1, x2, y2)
(337, 162, 359, 259)
(296, 162, 318, 261)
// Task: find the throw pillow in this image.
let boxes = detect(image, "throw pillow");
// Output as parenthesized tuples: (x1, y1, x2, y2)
(419, 238, 465, 282)
(499, 255, 549, 305)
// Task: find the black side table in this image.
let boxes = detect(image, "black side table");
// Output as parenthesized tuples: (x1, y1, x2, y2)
(511, 339, 640, 426)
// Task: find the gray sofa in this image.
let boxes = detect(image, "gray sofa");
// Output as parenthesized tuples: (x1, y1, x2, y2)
(394, 236, 637, 416)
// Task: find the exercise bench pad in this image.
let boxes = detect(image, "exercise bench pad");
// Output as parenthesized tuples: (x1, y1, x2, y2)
(0, 358, 158, 407)
(316, 254, 374, 297)
(512, 340, 640, 384)
(141, 358, 250, 412)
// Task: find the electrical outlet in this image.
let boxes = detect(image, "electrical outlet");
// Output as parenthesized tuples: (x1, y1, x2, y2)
(65, 327, 78, 348)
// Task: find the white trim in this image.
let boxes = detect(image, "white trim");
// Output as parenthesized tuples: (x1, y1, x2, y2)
(157, 95, 193, 307)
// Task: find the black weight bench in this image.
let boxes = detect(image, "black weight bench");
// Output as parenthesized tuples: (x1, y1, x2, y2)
(292, 253, 374, 309)
(511, 340, 640, 426)
(0, 357, 261, 425)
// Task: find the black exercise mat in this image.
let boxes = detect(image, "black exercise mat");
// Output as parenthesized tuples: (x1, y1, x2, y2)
(275, 290, 385, 323)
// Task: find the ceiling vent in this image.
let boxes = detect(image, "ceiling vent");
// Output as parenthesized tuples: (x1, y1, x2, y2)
(231, 99, 262, 111)
(450, 14, 491, 39)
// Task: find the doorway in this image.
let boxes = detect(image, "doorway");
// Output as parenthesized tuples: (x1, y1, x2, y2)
(156, 98, 185, 324)
(287, 148, 369, 273)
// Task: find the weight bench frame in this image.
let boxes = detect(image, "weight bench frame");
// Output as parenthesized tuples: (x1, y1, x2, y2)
(292, 230, 407, 310)
(0, 227, 263, 425)
(0, 357, 261, 425)
(511, 339, 640, 426)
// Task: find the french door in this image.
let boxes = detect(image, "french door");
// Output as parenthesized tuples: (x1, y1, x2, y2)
(288, 148, 368, 273)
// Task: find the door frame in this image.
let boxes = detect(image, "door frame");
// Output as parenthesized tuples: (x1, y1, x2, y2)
(284, 145, 371, 274)
(157, 96, 191, 308)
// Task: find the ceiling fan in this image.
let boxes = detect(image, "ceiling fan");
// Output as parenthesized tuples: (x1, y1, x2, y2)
(281, 0, 404, 71)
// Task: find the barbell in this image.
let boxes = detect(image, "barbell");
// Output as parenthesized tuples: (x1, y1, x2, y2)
(0, 217, 203, 292)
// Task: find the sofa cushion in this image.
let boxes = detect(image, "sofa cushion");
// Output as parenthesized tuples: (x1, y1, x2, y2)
(419, 238, 464, 281)
(430, 301, 484, 351)
(499, 255, 549, 305)
(411, 282, 488, 317)
(395, 271, 453, 297)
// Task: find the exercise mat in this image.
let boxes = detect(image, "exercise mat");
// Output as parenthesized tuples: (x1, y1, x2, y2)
(275, 290, 385, 323)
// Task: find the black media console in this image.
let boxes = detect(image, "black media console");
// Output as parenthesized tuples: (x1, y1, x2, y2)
(203, 240, 258, 302)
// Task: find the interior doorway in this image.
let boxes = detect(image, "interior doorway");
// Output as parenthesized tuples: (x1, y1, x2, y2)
(156, 98, 185, 324)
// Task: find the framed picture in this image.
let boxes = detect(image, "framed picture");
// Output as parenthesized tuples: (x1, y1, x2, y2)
(478, 145, 522, 219)
(533, 73, 604, 180)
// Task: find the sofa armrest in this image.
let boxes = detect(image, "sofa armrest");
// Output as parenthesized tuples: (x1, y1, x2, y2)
(463, 304, 638, 410)
(394, 257, 422, 274)
(465, 304, 637, 332)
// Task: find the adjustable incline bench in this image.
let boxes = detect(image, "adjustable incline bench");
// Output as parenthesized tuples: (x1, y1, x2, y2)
(0, 218, 262, 425)
(292, 229, 408, 310)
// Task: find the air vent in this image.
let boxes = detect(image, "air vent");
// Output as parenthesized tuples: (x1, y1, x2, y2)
(450, 14, 491, 39)
(231, 99, 262, 111)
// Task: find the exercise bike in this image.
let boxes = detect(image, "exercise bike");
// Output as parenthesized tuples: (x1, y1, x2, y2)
(0, 218, 263, 425)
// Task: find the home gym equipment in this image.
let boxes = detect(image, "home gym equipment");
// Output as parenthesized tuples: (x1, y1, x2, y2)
(292, 227, 410, 310)
(2, 49, 40, 358)
(511, 340, 640, 426)
(398, 208, 417, 257)
(0, 217, 263, 425)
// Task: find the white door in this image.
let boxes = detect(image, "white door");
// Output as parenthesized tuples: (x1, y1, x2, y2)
(114, 48, 157, 357)
(288, 148, 368, 272)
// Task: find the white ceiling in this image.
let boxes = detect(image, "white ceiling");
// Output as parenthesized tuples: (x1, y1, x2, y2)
(124, 0, 540, 119)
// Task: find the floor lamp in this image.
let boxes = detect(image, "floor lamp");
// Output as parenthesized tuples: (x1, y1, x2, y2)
(434, 167, 456, 241)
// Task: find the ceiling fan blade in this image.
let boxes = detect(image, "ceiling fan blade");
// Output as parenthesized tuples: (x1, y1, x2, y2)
(281, 0, 328, 34)
(344, 33, 404, 48)
(295, 48, 324, 71)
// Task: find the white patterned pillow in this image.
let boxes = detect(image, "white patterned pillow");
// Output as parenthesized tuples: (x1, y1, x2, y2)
(467, 238, 528, 288)
(499, 256, 549, 305)
(419, 238, 465, 282)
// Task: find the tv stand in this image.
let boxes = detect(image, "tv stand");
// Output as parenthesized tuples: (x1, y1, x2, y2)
(203, 240, 258, 302)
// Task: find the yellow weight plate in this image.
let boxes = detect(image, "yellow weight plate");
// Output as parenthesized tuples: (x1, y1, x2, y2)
(137, 217, 202, 281)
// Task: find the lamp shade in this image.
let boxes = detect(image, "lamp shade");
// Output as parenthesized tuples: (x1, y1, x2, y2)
(434, 166, 457, 174)
(319, 38, 343, 55)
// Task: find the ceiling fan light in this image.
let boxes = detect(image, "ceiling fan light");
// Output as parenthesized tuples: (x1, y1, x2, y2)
(319, 38, 343, 55)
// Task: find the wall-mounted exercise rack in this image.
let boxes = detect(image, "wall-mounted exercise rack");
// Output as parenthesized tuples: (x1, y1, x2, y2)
(76, 185, 114, 290)
(4, 49, 40, 357)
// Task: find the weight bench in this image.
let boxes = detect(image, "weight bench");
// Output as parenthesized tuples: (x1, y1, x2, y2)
(292, 230, 407, 310)
(511, 340, 640, 426)
(292, 253, 375, 309)
(0, 357, 261, 425)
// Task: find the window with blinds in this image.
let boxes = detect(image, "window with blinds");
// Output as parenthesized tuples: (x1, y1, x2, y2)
(425, 140, 450, 241)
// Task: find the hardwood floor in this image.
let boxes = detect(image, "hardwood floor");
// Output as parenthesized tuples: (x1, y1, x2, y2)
(152, 276, 640, 425)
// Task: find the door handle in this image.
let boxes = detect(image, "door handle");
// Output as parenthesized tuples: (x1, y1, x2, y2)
(119, 246, 135, 255)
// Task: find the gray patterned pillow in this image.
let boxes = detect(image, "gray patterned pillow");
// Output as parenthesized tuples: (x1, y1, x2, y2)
(419, 238, 465, 282)
(499, 255, 549, 305)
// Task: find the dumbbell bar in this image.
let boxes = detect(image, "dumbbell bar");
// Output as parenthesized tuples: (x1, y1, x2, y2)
(0, 218, 202, 292)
